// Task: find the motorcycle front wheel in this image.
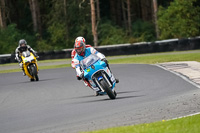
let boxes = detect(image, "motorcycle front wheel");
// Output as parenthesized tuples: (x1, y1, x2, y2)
(99, 79, 116, 99)
(30, 65, 39, 81)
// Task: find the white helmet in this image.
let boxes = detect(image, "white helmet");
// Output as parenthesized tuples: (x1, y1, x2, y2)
(75, 36, 86, 44)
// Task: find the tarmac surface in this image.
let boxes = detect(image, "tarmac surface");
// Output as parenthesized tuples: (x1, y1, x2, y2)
(1, 59, 200, 88)
(0, 62, 200, 133)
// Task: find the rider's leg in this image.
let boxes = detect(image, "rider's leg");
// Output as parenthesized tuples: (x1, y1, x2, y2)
(83, 79, 103, 96)
(19, 63, 26, 76)
(107, 63, 119, 83)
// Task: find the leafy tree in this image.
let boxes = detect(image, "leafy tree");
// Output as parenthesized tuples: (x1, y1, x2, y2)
(42, 0, 93, 50)
(132, 20, 156, 42)
(98, 20, 128, 45)
(158, 0, 200, 39)
(0, 24, 36, 54)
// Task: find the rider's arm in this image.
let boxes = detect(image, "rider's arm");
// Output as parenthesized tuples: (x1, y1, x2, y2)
(89, 47, 109, 65)
(27, 45, 37, 56)
(73, 58, 83, 77)
(15, 47, 21, 62)
(71, 49, 76, 59)
(89, 47, 105, 59)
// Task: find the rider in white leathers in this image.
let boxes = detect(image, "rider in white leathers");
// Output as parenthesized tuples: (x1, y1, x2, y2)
(15, 39, 38, 76)
(72, 40, 119, 95)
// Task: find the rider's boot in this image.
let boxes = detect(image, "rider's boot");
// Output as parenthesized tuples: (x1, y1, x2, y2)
(22, 68, 26, 76)
(95, 91, 99, 96)
(95, 91, 104, 96)
(116, 78, 119, 83)
(107, 63, 119, 83)
(83, 81, 88, 86)
(19, 63, 26, 76)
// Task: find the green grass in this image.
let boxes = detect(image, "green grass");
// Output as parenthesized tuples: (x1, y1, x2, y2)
(39, 64, 71, 69)
(0, 64, 71, 73)
(1, 50, 200, 132)
(82, 114, 200, 133)
(109, 51, 200, 64)
(37, 58, 71, 63)
(0, 50, 200, 74)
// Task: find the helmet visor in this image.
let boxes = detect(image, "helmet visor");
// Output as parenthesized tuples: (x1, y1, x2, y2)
(20, 43, 26, 47)
(75, 47, 84, 55)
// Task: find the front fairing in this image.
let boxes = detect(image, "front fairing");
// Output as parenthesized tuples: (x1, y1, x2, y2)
(21, 51, 38, 78)
(80, 54, 115, 90)
(83, 60, 106, 78)
(21, 51, 36, 64)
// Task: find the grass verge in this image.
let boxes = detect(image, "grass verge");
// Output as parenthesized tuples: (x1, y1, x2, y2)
(109, 51, 200, 64)
(0, 64, 71, 73)
(82, 114, 200, 133)
(0, 50, 200, 73)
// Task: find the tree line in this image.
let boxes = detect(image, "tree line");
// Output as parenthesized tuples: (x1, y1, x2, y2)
(0, 0, 199, 54)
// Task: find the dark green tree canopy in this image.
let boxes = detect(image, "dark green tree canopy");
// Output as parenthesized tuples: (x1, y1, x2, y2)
(0, 0, 199, 54)
(158, 0, 200, 39)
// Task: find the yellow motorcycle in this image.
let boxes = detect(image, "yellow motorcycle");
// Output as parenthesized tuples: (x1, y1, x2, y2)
(21, 50, 39, 81)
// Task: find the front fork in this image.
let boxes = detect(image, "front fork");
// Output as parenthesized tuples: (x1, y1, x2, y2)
(94, 72, 113, 92)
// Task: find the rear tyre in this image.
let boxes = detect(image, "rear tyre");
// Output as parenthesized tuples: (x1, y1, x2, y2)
(99, 79, 116, 99)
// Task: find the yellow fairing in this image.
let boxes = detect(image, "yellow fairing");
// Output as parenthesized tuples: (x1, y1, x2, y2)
(21, 52, 38, 79)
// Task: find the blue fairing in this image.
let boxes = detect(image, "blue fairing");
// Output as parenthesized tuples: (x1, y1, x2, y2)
(80, 54, 116, 92)
(84, 60, 106, 79)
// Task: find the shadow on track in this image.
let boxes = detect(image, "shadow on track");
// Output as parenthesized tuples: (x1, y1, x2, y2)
(72, 90, 140, 99)
(5, 78, 60, 86)
(73, 95, 145, 104)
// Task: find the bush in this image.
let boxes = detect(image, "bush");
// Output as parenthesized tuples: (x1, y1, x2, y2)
(0, 24, 36, 54)
(158, 0, 200, 39)
(98, 21, 128, 45)
(36, 39, 53, 52)
(97, 20, 156, 45)
(132, 20, 156, 42)
(47, 23, 68, 50)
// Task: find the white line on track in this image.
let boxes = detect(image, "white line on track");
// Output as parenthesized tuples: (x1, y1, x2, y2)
(155, 64, 200, 89)
(167, 112, 200, 121)
(155, 64, 200, 121)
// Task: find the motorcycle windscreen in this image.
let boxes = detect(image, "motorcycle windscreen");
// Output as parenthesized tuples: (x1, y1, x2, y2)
(80, 54, 100, 69)
(22, 51, 31, 57)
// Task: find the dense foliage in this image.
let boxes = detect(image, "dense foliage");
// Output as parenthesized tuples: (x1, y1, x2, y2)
(0, 24, 36, 54)
(158, 0, 200, 39)
(0, 0, 199, 54)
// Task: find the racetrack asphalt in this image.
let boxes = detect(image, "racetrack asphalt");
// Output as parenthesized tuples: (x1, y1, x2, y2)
(0, 63, 200, 133)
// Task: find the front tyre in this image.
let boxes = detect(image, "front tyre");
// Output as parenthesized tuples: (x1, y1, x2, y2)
(30, 64, 39, 81)
(35, 75, 39, 81)
(99, 79, 116, 99)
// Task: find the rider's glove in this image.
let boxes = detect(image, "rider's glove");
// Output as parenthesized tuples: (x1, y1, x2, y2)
(77, 73, 84, 80)
(101, 58, 108, 64)
(16, 57, 22, 63)
(80, 73, 84, 79)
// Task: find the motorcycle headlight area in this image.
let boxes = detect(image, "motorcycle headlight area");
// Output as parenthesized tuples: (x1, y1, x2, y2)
(23, 56, 35, 63)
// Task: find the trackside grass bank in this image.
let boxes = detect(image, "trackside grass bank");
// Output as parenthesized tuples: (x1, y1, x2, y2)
(0, 64, 71, 73)
(109, 50, 200, 64)
(0, 50, 200, 73)
(81, 114, 200, 133)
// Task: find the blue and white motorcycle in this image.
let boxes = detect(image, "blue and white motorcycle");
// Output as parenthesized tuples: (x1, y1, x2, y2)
(80, 54, 117, 99)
